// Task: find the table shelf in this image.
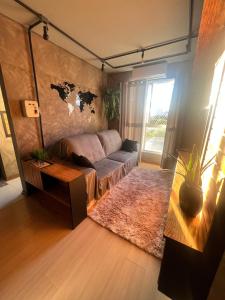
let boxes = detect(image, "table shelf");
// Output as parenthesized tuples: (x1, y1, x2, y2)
(22, 160, 87, 229)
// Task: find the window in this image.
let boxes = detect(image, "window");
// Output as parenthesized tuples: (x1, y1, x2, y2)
(143, 79, 175, 154)
(201, 51, 225, 200)
(202, 51, 225, 162)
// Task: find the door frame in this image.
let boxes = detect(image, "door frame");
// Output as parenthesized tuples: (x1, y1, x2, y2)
(141, 78, 175, 165)
(0, 152, 6, 180)
(0, 65, 26, 191)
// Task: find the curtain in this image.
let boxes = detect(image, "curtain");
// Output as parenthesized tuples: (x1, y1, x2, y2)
(120, 80, 147, 158)
(161, 62, 191, 169)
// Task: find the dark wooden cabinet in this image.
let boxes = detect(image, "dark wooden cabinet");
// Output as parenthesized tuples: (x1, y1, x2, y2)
(158, 154, 225, 300)
(22, 160, 87, 229)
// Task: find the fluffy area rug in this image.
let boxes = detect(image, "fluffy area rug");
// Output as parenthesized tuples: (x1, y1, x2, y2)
(88, 167, 174, 259)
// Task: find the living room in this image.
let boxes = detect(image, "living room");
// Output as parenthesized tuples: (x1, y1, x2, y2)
(0, 0, 225, 299)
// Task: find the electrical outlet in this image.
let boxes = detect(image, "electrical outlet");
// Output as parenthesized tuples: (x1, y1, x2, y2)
(21, 100, 40, 118)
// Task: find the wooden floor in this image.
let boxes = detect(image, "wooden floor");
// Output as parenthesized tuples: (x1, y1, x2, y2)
(0, 192, 169, 300)
(139, 162, 160, 170)
(0, 177, 22, 209)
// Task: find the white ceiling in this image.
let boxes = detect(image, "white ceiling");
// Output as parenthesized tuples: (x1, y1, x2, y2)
(0, 0, 203, 72)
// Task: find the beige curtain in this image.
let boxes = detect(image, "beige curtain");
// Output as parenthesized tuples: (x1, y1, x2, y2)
(161, 62, 192, 169)
(120, 80, 147, 145)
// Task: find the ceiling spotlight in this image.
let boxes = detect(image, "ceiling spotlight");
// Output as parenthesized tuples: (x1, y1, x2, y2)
(141, 50, 145, 64)
(43, 24, 49, 40)
(101, 62, 105, 72)
(186, 41, 191, 52)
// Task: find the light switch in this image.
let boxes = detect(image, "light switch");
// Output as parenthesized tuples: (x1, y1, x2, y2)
(21, 100, 40, 118)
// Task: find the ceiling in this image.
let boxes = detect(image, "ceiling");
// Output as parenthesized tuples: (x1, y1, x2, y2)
(0, 0, 204, 72)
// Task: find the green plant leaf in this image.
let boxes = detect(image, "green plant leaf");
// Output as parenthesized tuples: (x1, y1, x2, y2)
(31, 148, 48, 161)
(169, 145, 216, 187)
(201, 155, 216, 172)
(103, 87, 120, 121)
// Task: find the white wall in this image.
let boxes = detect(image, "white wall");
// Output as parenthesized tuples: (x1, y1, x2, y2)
(0, 87, 19, 180)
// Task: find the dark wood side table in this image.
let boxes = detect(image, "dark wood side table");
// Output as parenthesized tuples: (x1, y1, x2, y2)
(22, 160, 87, 229)
(158, 153, 225, 300)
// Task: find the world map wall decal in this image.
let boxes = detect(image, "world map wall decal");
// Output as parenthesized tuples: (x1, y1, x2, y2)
(50, 82, 75, 102)
(77, 91, 97, 113)
(50, 82, 97, 115)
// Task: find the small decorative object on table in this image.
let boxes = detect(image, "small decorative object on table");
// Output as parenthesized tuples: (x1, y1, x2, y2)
(172, 145, 215, 217)
(31, 148, 50, 168)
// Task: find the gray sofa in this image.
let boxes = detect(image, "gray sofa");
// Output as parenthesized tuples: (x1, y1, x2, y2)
(52, 130, 138, 202)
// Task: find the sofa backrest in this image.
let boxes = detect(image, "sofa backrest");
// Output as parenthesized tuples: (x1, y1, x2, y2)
(59, 133, 106, 163)
(97, 130, 122, 156)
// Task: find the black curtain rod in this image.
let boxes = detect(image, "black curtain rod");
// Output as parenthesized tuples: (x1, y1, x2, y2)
(13, 0, 195, 70)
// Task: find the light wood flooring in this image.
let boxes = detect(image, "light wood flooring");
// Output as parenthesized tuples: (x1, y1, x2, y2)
(139, 162, 160, 170)
(0, 191, 169, 300)
(0, 177, 22, 209)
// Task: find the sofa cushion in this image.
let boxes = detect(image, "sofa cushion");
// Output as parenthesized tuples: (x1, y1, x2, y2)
(107, 150, 138, 175)
(107, 150, 138, 163)
(97, 130, 122, 156)
(72, 152, 96, 169)
(121, 139, 138, 152)
(60, 133, 106, 163)
(93, 158, 125, 199)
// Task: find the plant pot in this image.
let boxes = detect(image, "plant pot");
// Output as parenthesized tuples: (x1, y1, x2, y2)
(179, 181, 203, 217)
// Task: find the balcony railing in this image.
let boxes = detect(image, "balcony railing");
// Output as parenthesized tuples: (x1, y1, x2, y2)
(143, 114, 168, 153)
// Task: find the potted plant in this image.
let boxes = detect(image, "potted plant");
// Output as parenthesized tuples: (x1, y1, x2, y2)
(172, 145, 215, 217)
(103, 88, 120, 121)
(31, 148, 49, 167)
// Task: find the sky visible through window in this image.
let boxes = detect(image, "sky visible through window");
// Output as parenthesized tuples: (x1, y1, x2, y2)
(143, 79, 175, 153)
(148, 79, 175, 117)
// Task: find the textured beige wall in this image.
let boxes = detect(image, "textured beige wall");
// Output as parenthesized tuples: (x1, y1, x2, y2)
(0, 87, 19, 179)
(32, 33, 107, 146)
(0, 13, 107, 155)
(198, 2, 225, 298)
(181, 0, 225, 149)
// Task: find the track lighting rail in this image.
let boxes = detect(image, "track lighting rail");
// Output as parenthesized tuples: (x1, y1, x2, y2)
(27, 20, 45, 147)
(13, 0, 195, 70)
(103, 33, 197, 62)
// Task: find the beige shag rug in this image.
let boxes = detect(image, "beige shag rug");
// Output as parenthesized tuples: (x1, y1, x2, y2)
(88, 167, 173, 259)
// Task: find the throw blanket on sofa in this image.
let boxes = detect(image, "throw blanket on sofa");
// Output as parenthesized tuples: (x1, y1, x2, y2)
(52, 130, 138, 202)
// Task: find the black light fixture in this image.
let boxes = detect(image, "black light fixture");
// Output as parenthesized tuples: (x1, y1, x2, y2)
(43, 23, 49, 40)
(16, 0, 194, 70)
(141, 49, 145, 64)
(186, 41, 191, 52)
(101, 62, 105, 72)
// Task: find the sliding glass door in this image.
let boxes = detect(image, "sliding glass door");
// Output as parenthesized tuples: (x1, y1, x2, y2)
(142, 79, 175, 156)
